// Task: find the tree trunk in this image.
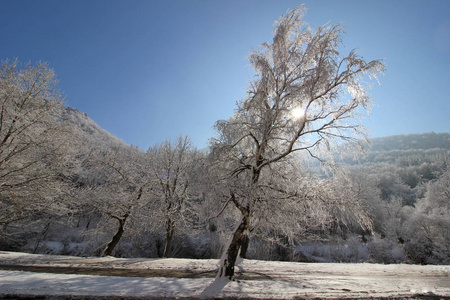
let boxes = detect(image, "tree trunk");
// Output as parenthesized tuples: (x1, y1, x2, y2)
(102, 215, 127, 257)
(218, 197, 251, 280)
(163, 218, 175, 258)
(101, 188, 141, 257)
(240, 233, 250, 259)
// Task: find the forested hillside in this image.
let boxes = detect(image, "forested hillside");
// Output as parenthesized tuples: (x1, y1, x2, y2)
(371, 132, 450, 152)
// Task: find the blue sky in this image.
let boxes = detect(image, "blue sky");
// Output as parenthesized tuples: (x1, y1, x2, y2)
(1, 0, 449, 149)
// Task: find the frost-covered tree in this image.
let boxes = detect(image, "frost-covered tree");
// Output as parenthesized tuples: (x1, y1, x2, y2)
(211, 6, 384, 279)
(405, 169, 450, 264)
(343, 168, 385, 235)
(147, 136, 202, 258)
(81, 144, 151, 257)
(0, 60, 71, 237)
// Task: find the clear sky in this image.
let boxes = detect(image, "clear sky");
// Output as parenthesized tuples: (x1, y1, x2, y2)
(1, 0, 449, 149)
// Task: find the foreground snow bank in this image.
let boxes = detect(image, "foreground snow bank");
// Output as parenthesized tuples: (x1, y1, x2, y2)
(0, 251, 449, 299)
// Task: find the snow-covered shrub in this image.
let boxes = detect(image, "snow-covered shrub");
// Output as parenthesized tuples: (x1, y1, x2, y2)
(185, 234, 214, 258)
(63, 242, 91, 256)
(245, 236, 297, 261)
(40, 241, 65, 255)
(367, 235, 405, 263)
(296, 236, 369, 263)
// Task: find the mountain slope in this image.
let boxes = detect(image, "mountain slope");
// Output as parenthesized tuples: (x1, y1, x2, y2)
(370, 132, 450, 152)
(61, 106, 127, 147)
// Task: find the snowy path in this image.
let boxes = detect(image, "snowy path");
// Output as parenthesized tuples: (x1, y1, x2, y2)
(0, 251, 449, 299)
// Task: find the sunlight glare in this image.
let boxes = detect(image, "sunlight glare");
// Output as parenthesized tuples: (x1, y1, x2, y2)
(291, 107, 306, 120)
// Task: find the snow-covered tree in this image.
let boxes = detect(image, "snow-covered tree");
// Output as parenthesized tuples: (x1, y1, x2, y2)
(405, 169, 450, 264)
(81, 144, 152, 257)
(211, 6, 384, 279)
(0, 60, 71, 237)
(147, 136, 203, 258)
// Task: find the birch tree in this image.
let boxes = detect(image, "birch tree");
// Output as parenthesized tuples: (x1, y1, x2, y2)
(211, 6, 385, 279)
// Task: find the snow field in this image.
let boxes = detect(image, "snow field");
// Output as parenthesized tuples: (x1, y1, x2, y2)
(0, 251, 449, 299)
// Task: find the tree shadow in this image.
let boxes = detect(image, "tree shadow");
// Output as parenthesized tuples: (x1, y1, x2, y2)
(199, 277, 230, 298)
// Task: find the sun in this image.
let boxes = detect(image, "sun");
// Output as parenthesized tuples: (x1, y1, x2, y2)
(291, 107, 306, 120)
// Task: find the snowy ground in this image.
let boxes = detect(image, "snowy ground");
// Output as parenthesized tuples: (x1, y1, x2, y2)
(0, 251, 449, 299)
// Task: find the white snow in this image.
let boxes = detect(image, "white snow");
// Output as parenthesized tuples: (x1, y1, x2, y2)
(1, 251, 449, 299)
